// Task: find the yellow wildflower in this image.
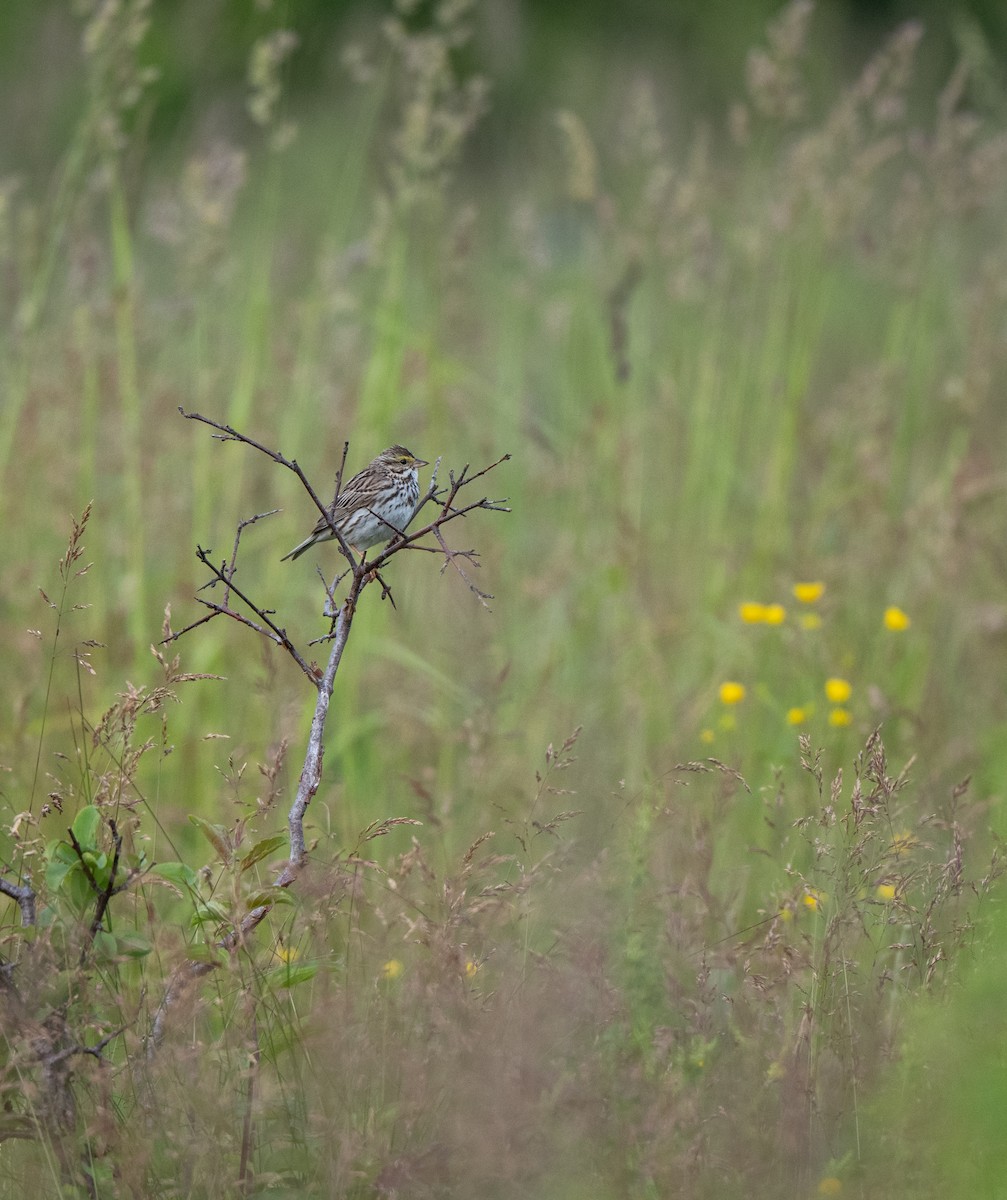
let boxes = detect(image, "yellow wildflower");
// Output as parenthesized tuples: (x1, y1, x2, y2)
(876, 883, 896, 902)
(763, 603, 786, 625)
(786, 707, 807, 726)
(801, 612, 822, 630)
(739, 601, 767, 623)
(793, 581, 825, 603)
(803, 890, 824, 911)
(818, 1178, 842, 1196)
(381, 959, 404, 981)
(719, 681, 746, 705)
(890, 831, 918, 858)
(824, 677, 851, 704)
(465, 960, 480, 979)
(700, 728, 715, 744)
(884, 605, 911, 631)
(828, 708, 852, 727)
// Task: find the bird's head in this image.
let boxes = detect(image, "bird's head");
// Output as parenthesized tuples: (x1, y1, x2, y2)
(381, 445, 429, 469)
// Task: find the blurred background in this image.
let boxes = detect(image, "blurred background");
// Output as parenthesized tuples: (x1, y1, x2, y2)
(2, 1, 1007, 1195)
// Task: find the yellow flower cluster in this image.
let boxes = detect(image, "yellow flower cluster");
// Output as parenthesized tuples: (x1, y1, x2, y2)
(712, 581, 913, 743)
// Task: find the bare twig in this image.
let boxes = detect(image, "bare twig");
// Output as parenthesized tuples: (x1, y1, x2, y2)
(194, 548, 316, 674)
(224, 510, 279, 607)
(179, 408, 360, 563)
(0, 876, 36, 926)
(41, 1024, 130, 1069)
(430, 524, 493, 605)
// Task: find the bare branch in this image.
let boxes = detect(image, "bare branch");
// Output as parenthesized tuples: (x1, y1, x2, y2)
(179, 407, 358, 560)
(168, 548, 318, 684)
(41, 1024, 130, 1069)
(224, 510, 279, 606)
(0, 876, 36, 926)
(282, 603, 354, 876)
(429, 523, 494, 606)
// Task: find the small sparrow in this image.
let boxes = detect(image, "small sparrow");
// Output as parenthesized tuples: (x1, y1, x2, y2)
(282, 445, 428, 562)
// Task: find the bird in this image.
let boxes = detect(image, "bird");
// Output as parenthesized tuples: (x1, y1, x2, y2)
(281, 445, 429, 562)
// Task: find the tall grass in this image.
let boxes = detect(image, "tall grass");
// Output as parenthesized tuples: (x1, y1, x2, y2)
(2, 1, 1007, 1195)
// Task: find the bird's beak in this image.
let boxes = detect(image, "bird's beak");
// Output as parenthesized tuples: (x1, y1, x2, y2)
(415, 457, 429, 467)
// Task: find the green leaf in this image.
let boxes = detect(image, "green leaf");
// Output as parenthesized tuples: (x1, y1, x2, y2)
(268, 962, 318, 989)
(151, 861, 200, 892)
(0, 1113, 34, 1140)
(190, 900, 229, 928)
(47, 839, 78, 865)
(45, 855, 79, 894)
(93, 930, 117, 961)
(239, 834, 288, 873)
(186, 943, 227, 966)
(115, 931, 153, 958)
(71, 805, 102, 850)
(122, 850, 148, 873)
(188, 815, 231, 864)
(47, 859, 93, 915)
(82, 850, 108, 873)
(245, 886, 295, 911)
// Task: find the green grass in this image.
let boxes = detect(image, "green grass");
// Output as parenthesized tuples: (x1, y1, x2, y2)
(1, 2, 1007, 1196)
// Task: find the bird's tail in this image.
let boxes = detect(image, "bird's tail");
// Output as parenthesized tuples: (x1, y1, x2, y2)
(280, 536, 314, 562)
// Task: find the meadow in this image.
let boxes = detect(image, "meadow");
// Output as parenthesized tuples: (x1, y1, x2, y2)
(2, 1, 1007, 1195)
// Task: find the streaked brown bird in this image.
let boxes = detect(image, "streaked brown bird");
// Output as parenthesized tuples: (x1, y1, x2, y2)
(282, 445, 428, 562)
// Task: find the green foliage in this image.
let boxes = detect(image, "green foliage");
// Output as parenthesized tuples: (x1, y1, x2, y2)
(866, 908, 1007, 1194)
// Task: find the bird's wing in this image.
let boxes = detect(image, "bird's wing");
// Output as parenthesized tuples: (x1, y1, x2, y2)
(331, 468, 374, 512)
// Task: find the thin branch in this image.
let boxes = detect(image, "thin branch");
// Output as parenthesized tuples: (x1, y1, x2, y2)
(180, 408, 300, 470)
(224, 510, 279, 607)
(281, 604, 353, 876)
(333, 441, 349, 503)
(41, 1024, 130, 1069)
(430, 524, 493, 606)
(180, 407, 360, 562)
(0, 876, 36, 926)
(168, 549, 318, 684)
(89, 821, 124, 936)
(67, 821, 133, 948)
(366, 490, 511, 575)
